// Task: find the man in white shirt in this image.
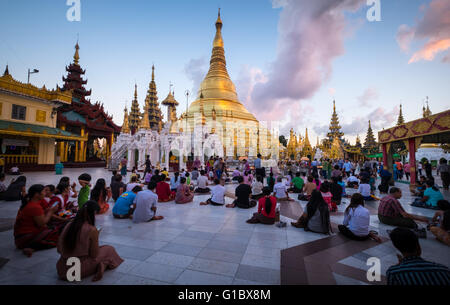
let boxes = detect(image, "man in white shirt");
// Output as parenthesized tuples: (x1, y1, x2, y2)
(195, 170, 210, 193)
(200, 179, 226, 206)
(358, 182, 373, 201)
(273, 177, 293, 201)
(347, 175, 360, 188)
(132, 181, 164, 223)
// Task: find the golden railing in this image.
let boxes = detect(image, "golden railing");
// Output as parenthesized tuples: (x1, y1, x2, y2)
(0, 154, 38, 164)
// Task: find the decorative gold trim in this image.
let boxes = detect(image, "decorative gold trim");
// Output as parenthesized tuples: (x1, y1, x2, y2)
(0, 129, 87, 141)
(0, 73, 72, 104)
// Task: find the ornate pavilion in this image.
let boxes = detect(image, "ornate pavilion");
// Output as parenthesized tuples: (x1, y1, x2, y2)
(57, 43, 121, 165)
(379, 104, 450, 185)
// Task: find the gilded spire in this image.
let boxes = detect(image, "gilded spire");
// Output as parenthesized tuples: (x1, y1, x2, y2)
(302, 128, 313, 157)
(122, 106, 130, 134)
(74, 42, 80, 65)
(327, 100, 344, 140)
(423, 97, 432, 118)
(397, 104, 405, 125)
(3, 64, 9, 76)
(129, 84, 141, 132)
(162, 89, 179, 122)
(139, 101, 151, 130)
(144, 65, 163, 131)
(196, 9, 241, 103)
(364, 120, 377, 148)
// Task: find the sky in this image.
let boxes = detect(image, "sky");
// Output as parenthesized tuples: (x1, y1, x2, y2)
(1, 0, 449, 145)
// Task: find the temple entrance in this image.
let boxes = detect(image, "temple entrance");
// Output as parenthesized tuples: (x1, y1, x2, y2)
(169, 150, 179, 172)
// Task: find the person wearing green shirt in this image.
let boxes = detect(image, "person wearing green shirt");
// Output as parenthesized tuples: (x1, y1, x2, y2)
(78, 173, 92, 209)
(289, 172, 304, 193)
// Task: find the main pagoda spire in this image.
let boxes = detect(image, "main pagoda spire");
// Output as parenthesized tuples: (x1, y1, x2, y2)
(423, 97, 432, 118)
(327, 100, 344, 140)
(129, 83, 141, 134)
(397, 104, 405, 125)
(144, 65, 163, 132)
(62, 42, 92, 103)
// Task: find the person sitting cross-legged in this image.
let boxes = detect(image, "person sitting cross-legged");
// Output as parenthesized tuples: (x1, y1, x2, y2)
(273, 177, 294, 202)
(251, 175, 264, 200)
(411, 180, 444, 210)
(112, 186, 142, 219)
(288, 172, 304, 194)
(386, 227, 450, 285)
(246, 187, 278, 225)
(175, 177, 194, 204)
(132, 181, 164, 223)
(156, 174, 174, 202)
(57, 200, 124, 282)
(194, 170, 211, 193)
(378, 187, 429, 229)
(226, 176, 256, 209)
(200, 178, 226, 206)
(338, 193, 381, 242)
(291, 190, 332, 235)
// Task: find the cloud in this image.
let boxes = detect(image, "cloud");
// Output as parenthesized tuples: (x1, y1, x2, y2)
(442, 51, 450, 63)
(183, 57, 208, 97)
(396, 24, 415, 52)
(357, 87, 379, 107)
(328, 87, 336, 97)
(409, 39, 450, 63)
(238, 0, 364, 125)
(396, 0, 450, 63)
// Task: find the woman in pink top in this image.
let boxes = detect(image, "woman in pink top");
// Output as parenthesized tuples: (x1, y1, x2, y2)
(57, 200, 123, 282)
(320, 182, 337, 212)
(243, 171, 253, 185)
(175, 177, 194, 204)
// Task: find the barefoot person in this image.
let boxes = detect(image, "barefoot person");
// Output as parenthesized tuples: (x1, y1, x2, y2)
(13, 184, 63, 257)
(132, 181, 164, 223)
(57, 200, 123, 282)
(112, 186, 142, 219)
(291, 190, 332, 235)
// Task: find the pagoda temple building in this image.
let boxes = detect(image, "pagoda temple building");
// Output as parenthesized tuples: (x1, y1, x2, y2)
(0, 65, 86, 171)
(57, 42, 121, 164)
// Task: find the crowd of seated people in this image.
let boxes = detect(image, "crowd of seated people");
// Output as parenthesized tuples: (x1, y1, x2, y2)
(5, 156, 450, 285)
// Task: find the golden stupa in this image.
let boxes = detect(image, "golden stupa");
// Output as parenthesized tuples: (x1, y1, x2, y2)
(184, 10, 259, 128)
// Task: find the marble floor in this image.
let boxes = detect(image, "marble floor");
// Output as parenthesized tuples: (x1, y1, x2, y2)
(0, 168, 448, 285)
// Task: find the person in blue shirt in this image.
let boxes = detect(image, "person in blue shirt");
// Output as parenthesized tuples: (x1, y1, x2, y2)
(412, 180, 444, 210)
(170, 172, 180, 192)
(112, 186, 142, 219)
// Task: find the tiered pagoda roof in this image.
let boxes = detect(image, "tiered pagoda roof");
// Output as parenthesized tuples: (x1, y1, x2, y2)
(143, 65, 163, 131)
(58, 43, 120, 137)
(129, 84, 141, 134)
(327, 100, 344, 140)
(397, 104, 405, 126)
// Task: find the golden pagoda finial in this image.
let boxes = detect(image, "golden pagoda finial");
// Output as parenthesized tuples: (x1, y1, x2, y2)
(134, 83, 138, 99)
(397, 103, 405, 125)
(74, 42, 80, 65)
(140, 102, 151, 130)
(152, 65, 155, 81)
(214, 8, 224, 48)
(122, 106, 130, 134)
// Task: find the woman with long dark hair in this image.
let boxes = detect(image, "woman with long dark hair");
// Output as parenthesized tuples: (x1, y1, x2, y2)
(338, 193, 381, 242)
(57, 200, 123, 282)
(247, 187, 277, 225)
(3, 175, 27, 201)
(291, 190, 331, 234)
(13, 184, 62, 257)
(90, 179, 111, 214)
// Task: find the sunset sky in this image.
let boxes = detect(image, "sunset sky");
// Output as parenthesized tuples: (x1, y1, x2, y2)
(1, 0, 449, 144)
